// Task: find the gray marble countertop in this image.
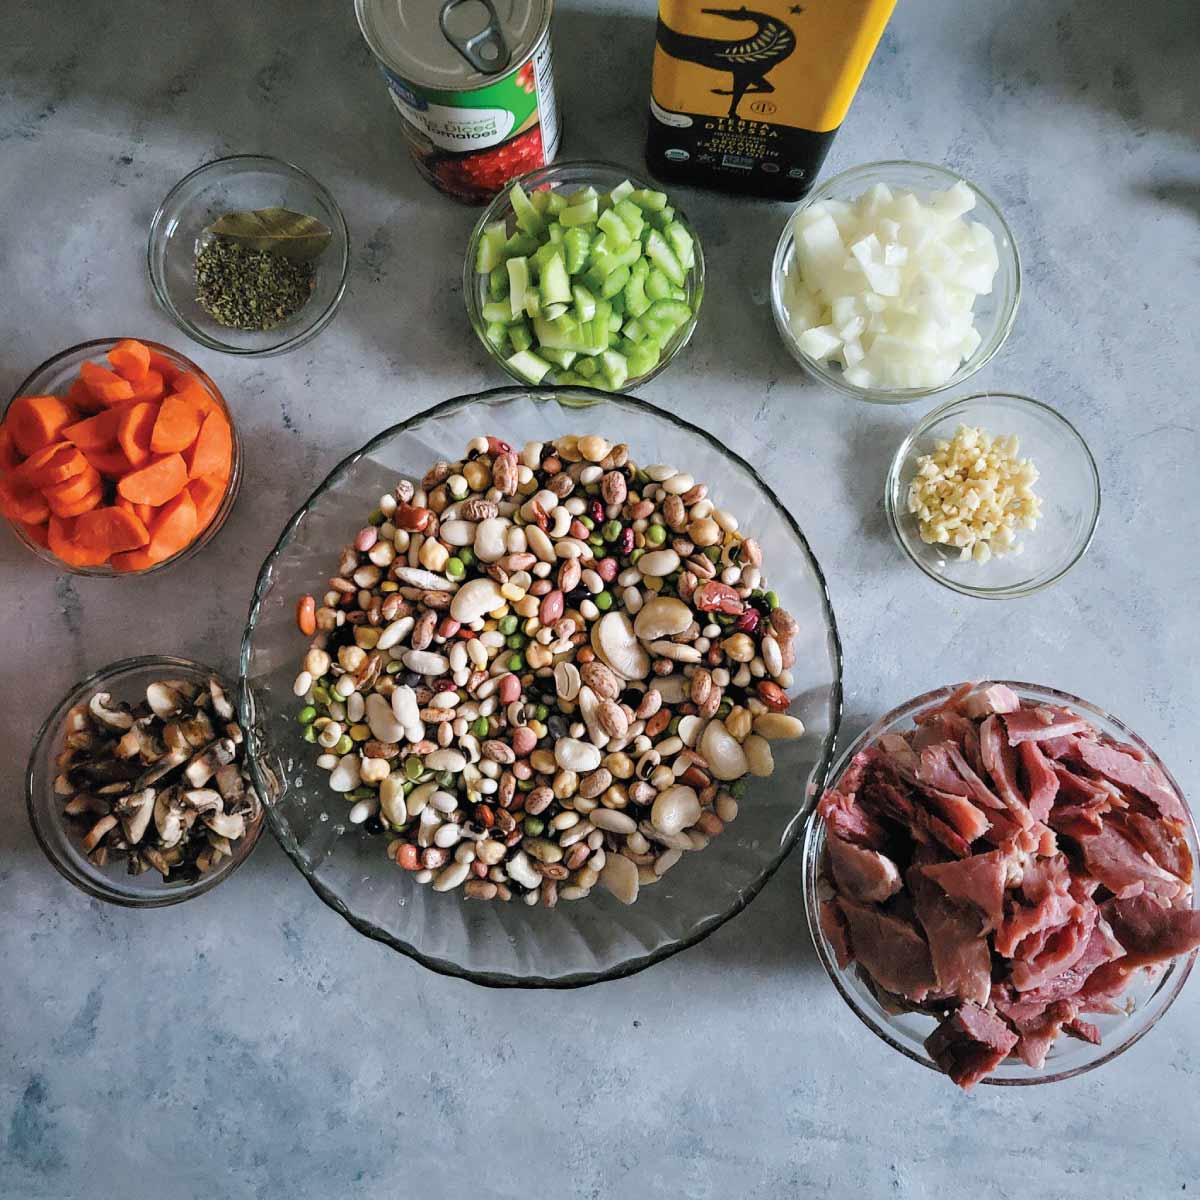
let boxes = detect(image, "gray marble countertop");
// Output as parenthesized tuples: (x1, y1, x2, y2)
(2, 1, 1197, 1196)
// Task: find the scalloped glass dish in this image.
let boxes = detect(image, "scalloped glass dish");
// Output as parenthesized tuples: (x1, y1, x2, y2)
(240, 386, 842, 987)
(802, 681, 1197, 1085)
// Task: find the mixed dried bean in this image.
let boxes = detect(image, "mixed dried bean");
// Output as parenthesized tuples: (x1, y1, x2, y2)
(293, 433, 805, 906)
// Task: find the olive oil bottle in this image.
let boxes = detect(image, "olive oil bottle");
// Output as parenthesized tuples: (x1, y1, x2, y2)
(646, 0, 896, 200)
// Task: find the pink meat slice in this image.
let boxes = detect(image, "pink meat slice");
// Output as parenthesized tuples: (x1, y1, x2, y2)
(818, 786, 888, 851)
(914, 681, 977, 725)
(915, 849, 1009, 931)
(1010, 902, 1098, 992)
(1076, 959, 1135, 1014)
(993, 996, 1078, 1069)
(1123, 812, 1193, 884)
(908, 870, 993, 1005)
(1063, 1016, 1101, 1044)
(1070, 739, 1186, 824)
(827, 833, 902, 904)
(916, 744, 972, 795)
(944, 743, 1004, 810)
(1018, 740, 1060, 823)
(836, 898, 938, 1002)
(924, 1003, 1019, 1091)
(1019, 918, 1126, 1005)
(819, 898, 853, 969)
(994, 855, 1077, 958)
(960, 684, 1021, 719)
(918, 785, 992, 845)
(1003, 706, 1093, 744)
(1075, 819, 1186, 902)
(1050, 762, 1112, 806)
(980, 715, 1033, 828)
(1102, 894, 1200, 968)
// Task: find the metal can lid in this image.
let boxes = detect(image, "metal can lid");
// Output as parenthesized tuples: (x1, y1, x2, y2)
(356, 0, 550, 90)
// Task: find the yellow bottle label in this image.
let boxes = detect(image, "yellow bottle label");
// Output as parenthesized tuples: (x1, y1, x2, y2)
(651, 0, 895, 133)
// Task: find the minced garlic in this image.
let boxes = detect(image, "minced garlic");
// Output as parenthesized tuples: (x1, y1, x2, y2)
(906, 424, 1041, 563)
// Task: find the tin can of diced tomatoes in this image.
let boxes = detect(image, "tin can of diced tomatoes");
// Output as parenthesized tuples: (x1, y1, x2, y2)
(356, 0, 560, 203)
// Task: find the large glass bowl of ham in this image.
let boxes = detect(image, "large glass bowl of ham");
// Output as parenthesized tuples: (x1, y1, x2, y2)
(802, 681, 1198, 1089)
(771, 162, 1021, 403)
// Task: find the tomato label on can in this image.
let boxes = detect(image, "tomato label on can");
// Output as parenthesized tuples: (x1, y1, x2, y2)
(380, 36, 559, 202)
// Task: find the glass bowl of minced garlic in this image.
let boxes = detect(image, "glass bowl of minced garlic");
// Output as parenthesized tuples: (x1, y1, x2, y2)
(886, 393, 1100, 599)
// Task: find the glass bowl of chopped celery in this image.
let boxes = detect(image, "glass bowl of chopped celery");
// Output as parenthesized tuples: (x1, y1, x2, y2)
(885, 393, 1101, 599)
(771, 161, 1021, 403)
(148, 155, 351, 357)
(465, 162, 705, 392)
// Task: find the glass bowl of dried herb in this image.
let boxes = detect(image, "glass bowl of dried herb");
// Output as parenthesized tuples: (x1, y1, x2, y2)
(148, 155, 350, 357)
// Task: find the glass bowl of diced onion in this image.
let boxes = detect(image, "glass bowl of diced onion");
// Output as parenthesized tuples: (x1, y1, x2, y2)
(770, 161, 1021, 403)
(464, 161, 704, 393)
(885, 393, 1101, 599)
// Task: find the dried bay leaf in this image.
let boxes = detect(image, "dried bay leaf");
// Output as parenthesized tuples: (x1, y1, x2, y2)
(205, 207, 331, 262)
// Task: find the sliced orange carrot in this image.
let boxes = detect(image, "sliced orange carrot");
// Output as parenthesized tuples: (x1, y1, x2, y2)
(0, 423, 19, 472)
(127, 369, 166, 405)
(47, 514, 108, 568)
(17, 442, 87, 488)
(147, 351, 180, 387)
(75, 505, 150, 555)
(142, 489, 198, 563)
(169, 374, 218, 416)
(117, 496, 156, 526)
(150, 393, 206, 455)
(19, 519, 50, 548)
(0, 475, 52, 524)
(47, 479, 103, 519)
(117, 401, 159, 467)
(80, 361, 135, 407)
(63, 406, 124, 450)
(8, 395, 78, 456)
(188, 474, 226, 531)
(82, 444, 134, 478)
(116, 452, 188, 506)
(183, 409, 233, 479)
(65, 377, 105, 415)
(43, 464, 102, 508)
(106, 339, 151, 384)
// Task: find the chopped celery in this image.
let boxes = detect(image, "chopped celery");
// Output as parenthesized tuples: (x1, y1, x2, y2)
(560, 196, 599, 227)
(539, 251, 572, 305)
(475, 221, 508, 273)
(510, 182, 545, 236)
(506, 349, 552, 383)
(600, 264, 630, 299)
(554, 370, 586, 386)
(508, 321, 533, 353)
(645, 229, 685, 287)
(476, 177, 696, 383)
(572, 283, 597, 323)
(539, 346, 577, 368)
(609, 178, 635, 203)
(507, 256, 529, 320)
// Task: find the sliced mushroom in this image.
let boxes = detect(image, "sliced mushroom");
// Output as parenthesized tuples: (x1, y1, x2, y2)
(213, 762, 245, 802)
(208, 677, 235, 721)
(96, 780, 133, 797)
(65, 704, 92, 734)
(82, 814, 118, 852)
(182, 789, 223, 816)
(179, 709, 216, 748)
(183, 739, 235, 788)
(204, 810, 245, 840)
(142, 845, 171, 877)
(134, 746, 190, 789)
(153, 788, 186, 848)
(162, 721, 192, 756)
(89, 692, 135, 731)
(146, 682, 186, 720)
(224, 721, 244, 746)
(127, 853, 150, 876)
(53, 773, 75, 796)
(117, 788, 156, 844)
(64, 793, 111, 817)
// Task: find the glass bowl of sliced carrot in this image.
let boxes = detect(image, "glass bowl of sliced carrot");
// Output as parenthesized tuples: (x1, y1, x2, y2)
(0, 338, 241, 576)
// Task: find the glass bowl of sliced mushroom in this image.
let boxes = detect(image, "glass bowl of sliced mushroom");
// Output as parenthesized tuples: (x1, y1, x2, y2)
(27, 655, 266, 906)
(241, 385, 843, 986)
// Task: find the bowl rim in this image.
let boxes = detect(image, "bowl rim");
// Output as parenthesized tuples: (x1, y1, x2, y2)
(26, 653, 265, 907)
(463, 158, 706, 392)
(2, 337, 243, 577)
(884, 391, 1102, 599)
(146, 153, 351, 358)
(769, 159, 1022, 405)
(238, 383, 844, 988)
(802, 679, 1197, 1086)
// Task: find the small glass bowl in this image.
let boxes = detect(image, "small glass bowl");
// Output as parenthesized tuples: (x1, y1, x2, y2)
(770, 161, 1021, 403)
(2, 338, 242, 577)
(885, 392, 1100, 599)
(464, 160, 705, 391)
(27, 656, 265, 907)
(148, 155, 350, 356)
(802, 681, 1198, 1086)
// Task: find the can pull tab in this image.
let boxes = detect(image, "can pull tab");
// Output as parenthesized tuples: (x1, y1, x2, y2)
(440, 0, 511, 74)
